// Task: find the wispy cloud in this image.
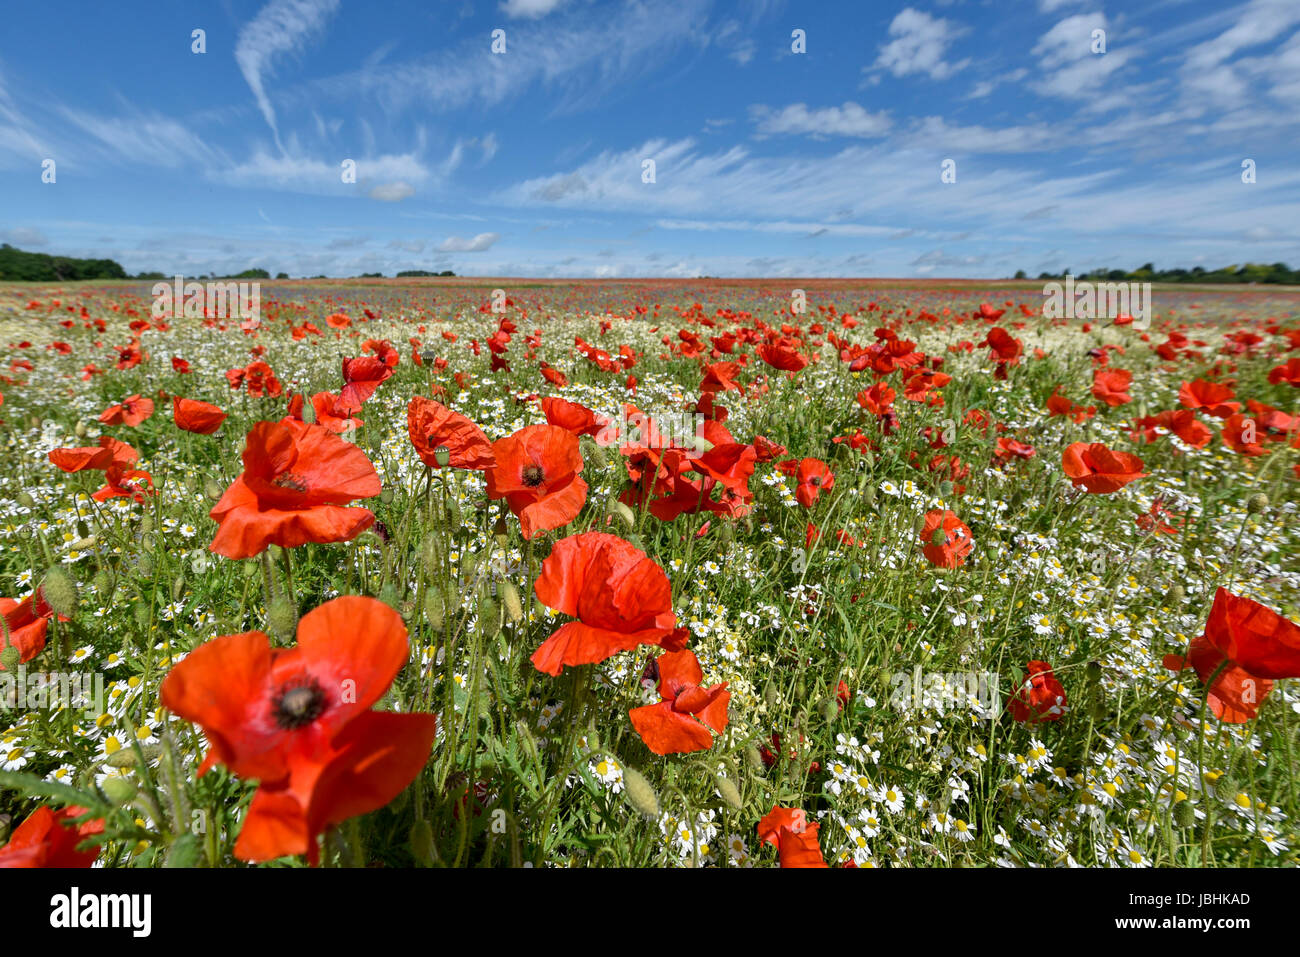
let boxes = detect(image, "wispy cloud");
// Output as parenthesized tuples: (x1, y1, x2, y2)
(235, 0, 341, 148)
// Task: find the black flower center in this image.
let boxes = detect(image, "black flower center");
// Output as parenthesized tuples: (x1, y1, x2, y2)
(271, 678, 327, 730)
(273, 471, 309, 492)
(521, 464, 545, 487)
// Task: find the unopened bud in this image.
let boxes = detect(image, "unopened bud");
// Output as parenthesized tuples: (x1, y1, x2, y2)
(424, 589, 445, 633)
(409, 819, 435, 866)
(39, 567, 79, 618)
(0, 646, 20, 672)
(622, 765, 660, 819)
(1173, 799, 1197, 828)
(267, 595, 298, 642)
(500, 580, 524, 623)
(609, 500, 636, 530)
(715, 774, 742, 810)
(102, 776, 138, 803)
(1247, 492, 1269, 514)
(203, 477, 224, 501)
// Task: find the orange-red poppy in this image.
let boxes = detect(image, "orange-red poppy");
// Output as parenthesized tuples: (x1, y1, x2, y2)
(172, 396, 227, 435)
(757, 806, 828, 868)
(1007, 660, 1067, 722)
(208, 419, 381, 559)
(486, 424, 587, 540)
(1163, 588, 1300, 723)
(406, 396, 495, 470)
(1061, 442, 1146, 494)
(920, 509, 973, 568)
(0, 805, 103, 868)
(98, 394, 154, 427)
(531, 532, 675, 676)
(629, 649, 729, 755)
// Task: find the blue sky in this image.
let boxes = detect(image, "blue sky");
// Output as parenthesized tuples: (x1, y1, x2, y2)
(2, 0, 1298, 279)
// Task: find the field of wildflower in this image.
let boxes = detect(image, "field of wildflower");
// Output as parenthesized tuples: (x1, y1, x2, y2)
(0, 278, 1298, 869)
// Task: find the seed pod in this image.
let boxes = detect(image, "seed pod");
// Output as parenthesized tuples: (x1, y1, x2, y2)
(763, 678, 779, 709)
(409, 819, 436, 866)
(715, 774, 743, 810)
(434, 446, 451, 468)
(1173, 800, 1197, 828)
(478, 596, 500, 635)
(102, 776, 138, 804)
(609, 500, 636, 530)
(267, 595, 298, 643)
(622, 766, 660, 819)
(500, 580, 524, 623)
(39, 567, 79, 619)
(423, 589, 445, 633)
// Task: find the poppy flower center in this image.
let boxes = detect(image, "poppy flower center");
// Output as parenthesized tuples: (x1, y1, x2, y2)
(521, 464, 545, 487)
(273, 471, 309, 492)
(271, 678, 327, 730)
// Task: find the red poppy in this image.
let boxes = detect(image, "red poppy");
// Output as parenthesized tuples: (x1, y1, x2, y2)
(309, 392, 362, 434)
(98, 394, 154, 427)
(339, 356, 394, 413)
(920, 509, 973, 568)
(1178, 379, 1240, 418)
(855, 382, 896, 415)
(406, 397, 495, 470)
(0, 805, 103, 868)
(1220, 413, 1265, 456)
(629, 649, 730, 755)
(1267, 357, 1300, 387)
(172, 396, 227, 435)
(161, 595, 416, 779)
(1163, 588, 1300, 723)
(1061, 442, 1146, 494)
(161, 596, 434, 865)
(776, 458, 834, 507)
(209, 419, 381, 559)
(48, 436, 138, 473)
(540, 396, 609, 439)
(486, 424, 588, 540)
(92, 462, 155, 503)
(756, 342, 809, 372)
(1091, 368, 1133, 407)
(531, 532, 676, 676)
(756, 806, 828, 868)
(1007, 661, 1067, 722)
(0, 595, 54, 666)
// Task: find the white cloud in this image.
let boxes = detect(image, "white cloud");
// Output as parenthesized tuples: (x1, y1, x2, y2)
(369, 181, 416, 202)
(235, 0, 341, 145)
(1031, 13, 1132, 103)
(500, 0, 567, 19)
(872, 8, 970, 80)
(437, 232, 501, 252)
(751, 102, 892, 138)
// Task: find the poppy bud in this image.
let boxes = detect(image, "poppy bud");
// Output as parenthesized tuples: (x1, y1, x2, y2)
(243, 560, 260, 579)
(74, 419, 89, 438)
(1213, 772, 1238, 798)
(16, 492, 35, 509)
(581, 436, 607, 469)
(421, 531, 441, 568)
(0, 814, 9, 845)
(715, 774, 742, 810)
(301, 402, 316, 425)
(76, 519, 89, 539)
(92, 567, 114, 597)
(744, 744, 765, 774)
(39, 567, 79, 619)
(493, 515, 509, 544)
(1085, 661, 1102, 683)
(102, 776, 138, 804)
(446, 496, 463, 528)
(140, 512, 153, 536)
(379, 487, 395, 505)
(203, 477, 224, 501)
(424, 589, 445, 633)
(763, 678, 779, 709)
(622, 765, 660, 819)
(434, 445, 451, 468)
(267, 595, 298, 642)
(171, 574, 186, 603)
(409, 819, 436, 866)
(1169, 584, 1186, 604)
(609, 500, 636, 530)
(1089, 699, 1108, 722)
(136, 554, 154, 580)
(501, 580, 524, 623)
(106, 743, 161, 767)
(930, 528, 947, 547)
(821, 698, 839, 725)
(938, 480, 954, 499)
(478, 597, 500, 635)
(1247, 492, 1269, 514)
(0, 647, 19, 672)
(379, 582, 403, 614)
(1173, 800, 1196, 828)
